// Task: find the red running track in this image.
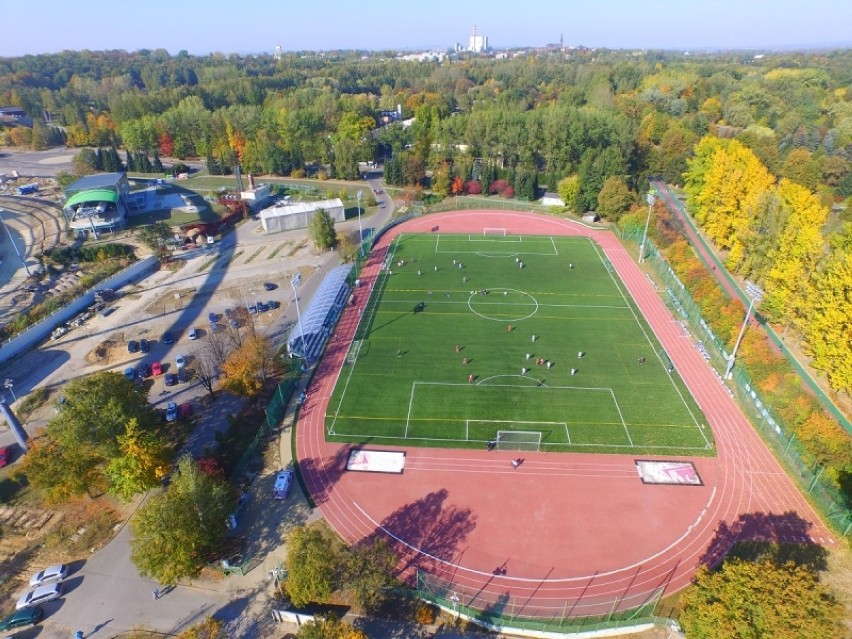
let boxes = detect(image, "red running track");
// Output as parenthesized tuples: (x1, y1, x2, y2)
(295, 210, 835, 618)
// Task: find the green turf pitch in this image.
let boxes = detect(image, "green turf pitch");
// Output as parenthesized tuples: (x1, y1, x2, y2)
(325, 233, 714, 455)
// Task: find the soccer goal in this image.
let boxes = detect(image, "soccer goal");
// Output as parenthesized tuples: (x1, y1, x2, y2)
(344, 340, 363, 366)
(483, 228, 507, 236)
(496, 430, 542, 452)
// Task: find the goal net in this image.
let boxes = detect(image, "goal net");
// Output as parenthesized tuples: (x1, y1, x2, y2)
(496, 430, 542, 452)
(345, 340, 363, 366)
(483, 228, 507, 236)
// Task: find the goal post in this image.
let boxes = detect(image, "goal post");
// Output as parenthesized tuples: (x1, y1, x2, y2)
(483, 227, 507, 236)
(495, 430, 542, 452)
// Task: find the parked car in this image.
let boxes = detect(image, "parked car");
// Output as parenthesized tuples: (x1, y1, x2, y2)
(175, 354, 186, 369)
(256, 301, 268, 313)
(188, 328, 198, 340)
(230, 319, 239, 329)
(178, 402, 193, 419)
(0, 445, 13, 468)
(28, 564, 68, 587)
(165, 402, 178, 422)
(273, 470, 294, 500)
(127, 340, 139, 353)
(136, 362, 150, 379)
(151, 361, 162, 376)
(263, 282, 276, 291)
(163, 331, 174, 345)
(224, 308, 234, 318)
(164, 373, 178, 387)
(124, 367, 135, 380)
(208, 312, 217, 323)
(247, 304, 257, 315)
(0, 606, 44, 631)
(177, 368, 190, 383)
(16, 583, 62, 610)
(140, 338, 150, 353)
(267, 300, 279, 309)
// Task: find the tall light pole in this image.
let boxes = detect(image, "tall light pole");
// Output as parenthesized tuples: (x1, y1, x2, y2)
(4, 378, 16, 403)
(291, 272, 307, 359)
(724, 281, 764, 380)
(356, 190, 364, 257)
(639, 190, 656, 264)
(0, 209, 31, 276)
(450, 591, 460, 620)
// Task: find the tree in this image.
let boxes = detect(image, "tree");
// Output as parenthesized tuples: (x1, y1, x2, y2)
(346, 538, 398, 612)
(297, 615, 367, 639)
(557, 175, 580, 210)
(20, 371, 162, 501)
(285, 524, 347, 607)
(104, 418, 171, 501)
(679, 560, 842, 639)
(220, 335, 275, 397)
(176, 617, 226, 639)
(596, 176, 634, 221)
(130, 456, 235, 584)
(136, 222, 173, 260)
(307, 208, 337, 251)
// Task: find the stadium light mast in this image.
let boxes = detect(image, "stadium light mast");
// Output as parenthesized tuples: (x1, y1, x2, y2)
(724, 281, 764, 380)
(639, 190, 656, 264)
(357, 190, 364, 257)
(291, 271, 307, 359)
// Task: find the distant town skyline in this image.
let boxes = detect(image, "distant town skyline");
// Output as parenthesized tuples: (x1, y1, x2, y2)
(2, 0, 850, 58)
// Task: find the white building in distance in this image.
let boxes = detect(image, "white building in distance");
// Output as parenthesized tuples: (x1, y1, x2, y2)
(468, 25, 489, 52)
(259, 198, 345, 234)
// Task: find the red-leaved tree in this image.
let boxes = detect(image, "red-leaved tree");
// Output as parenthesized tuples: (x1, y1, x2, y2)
(451, 176, 465, 195)
(502, 186, 515, 199)
(466, 179, 482, 195)
(490, 179, 508, 195)
(158, 132, 175, 157)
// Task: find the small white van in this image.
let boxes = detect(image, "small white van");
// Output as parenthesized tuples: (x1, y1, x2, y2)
(273, 470, 294, 500)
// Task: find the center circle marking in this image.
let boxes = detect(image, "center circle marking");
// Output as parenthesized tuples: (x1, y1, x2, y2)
(467, 288, 539, 322)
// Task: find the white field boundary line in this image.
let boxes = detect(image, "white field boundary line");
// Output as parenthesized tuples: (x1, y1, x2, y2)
(590, 239, 709, 447)
(609, 387, 633, 446)
(328, 237, 400, 433)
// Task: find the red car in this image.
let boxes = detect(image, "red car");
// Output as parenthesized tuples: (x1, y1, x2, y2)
(0, 445, 13, 468)
(151, 361, 162, 376)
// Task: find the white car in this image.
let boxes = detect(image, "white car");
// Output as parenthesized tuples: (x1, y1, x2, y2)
(165, 402, 178, 422)
(28, 564, 68, 587)
(16, 583, 62, 610)
(175, 354, 186, 369)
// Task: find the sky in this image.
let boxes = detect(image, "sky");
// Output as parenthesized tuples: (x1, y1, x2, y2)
(1, 0, 850, 57)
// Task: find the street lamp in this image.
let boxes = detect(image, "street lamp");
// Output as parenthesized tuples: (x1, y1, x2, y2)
(291, 272, 307, 359)
(0, 209, 31, 276)
(4, 378, 16, 403)
(356, 190, 364, 258)
(639, 190, 656, 264)
(450, 591, 460, 620)
(724, 281, 764, 380)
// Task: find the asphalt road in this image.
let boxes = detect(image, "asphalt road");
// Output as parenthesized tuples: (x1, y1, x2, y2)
(0, 175, 396, 638)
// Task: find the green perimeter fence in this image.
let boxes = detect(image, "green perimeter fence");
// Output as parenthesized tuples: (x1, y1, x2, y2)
(621, 227, 852, 537)
(416, 571, 679, 635)
(230, 378, 298, 483)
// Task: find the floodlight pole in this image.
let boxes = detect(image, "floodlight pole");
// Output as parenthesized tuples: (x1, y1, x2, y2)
(724, 282, 764, 380)
(291, 272, 307, 359)
(639, 190, 656, 264)
(3, 379, 15, 403)
(357, 190, 363, 257)
(451, 591, 460, 620)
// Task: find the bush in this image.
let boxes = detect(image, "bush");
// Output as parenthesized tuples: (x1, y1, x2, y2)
(414, 602, 438, 625)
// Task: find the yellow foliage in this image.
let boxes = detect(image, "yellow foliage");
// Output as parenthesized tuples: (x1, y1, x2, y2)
(415, 602, 438, 625)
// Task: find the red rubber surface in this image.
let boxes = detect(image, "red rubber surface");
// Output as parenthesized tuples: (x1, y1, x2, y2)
(295, 211, 834, 617)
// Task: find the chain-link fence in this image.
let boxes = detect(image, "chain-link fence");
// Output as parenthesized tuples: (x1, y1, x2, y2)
(416, 570, 677, 635)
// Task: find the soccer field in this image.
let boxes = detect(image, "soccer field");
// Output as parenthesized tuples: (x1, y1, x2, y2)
(325, 232, 713, 455)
